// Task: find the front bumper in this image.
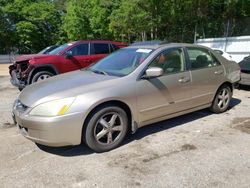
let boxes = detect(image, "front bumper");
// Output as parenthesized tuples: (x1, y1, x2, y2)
(12, 109, 85, 147)
(10, 70, 26, 89)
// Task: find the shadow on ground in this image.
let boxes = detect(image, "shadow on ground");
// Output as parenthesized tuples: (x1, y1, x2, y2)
(37, 97, 241, 157)
(238, 85, 250, 91)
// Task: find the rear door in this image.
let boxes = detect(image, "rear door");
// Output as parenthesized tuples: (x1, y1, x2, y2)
(136, 48, 193, 123)
(89, 43, 111, 65)
(186, 47, 225, 106)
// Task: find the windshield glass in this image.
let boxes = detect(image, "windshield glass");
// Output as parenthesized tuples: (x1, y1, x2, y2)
(38, 46, 50, 54)
(49, 43, 74, 55)
(89, 48, 154, 76)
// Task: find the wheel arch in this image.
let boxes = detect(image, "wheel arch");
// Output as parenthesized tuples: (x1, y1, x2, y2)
(28, 64, 59, 84)
(216, 81, 233, 94)
(82, 100, 133, 140)
(212, 81, 233, 103)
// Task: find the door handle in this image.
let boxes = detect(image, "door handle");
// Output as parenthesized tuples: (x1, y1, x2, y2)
(83, 59, 91, 62)
(214, 70, 223, 75)
(178, 77, 190, 83)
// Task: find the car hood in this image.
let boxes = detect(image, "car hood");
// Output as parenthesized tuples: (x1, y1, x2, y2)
(19, 70, 118, 107)
(15, 54, 56, 62)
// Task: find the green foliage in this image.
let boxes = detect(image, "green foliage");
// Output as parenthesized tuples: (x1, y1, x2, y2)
(2, 0, 61, 53)
(62, 0, 92, 41)
(0, 0, 250, 53)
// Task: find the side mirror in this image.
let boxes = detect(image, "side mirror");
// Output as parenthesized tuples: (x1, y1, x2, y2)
(64, 51, 73, 59)
(142, 67, 163, 79)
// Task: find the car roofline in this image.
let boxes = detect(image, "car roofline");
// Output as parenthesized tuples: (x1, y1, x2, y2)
(125, 43, 210, 50)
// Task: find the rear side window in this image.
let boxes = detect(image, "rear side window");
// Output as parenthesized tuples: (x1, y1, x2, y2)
(187, 48, 220, 70)
(92, 43, 110, 54)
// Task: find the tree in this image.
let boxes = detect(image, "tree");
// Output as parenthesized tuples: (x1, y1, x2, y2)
(62, 0, 92, 41)
(3, 0, 61, 53)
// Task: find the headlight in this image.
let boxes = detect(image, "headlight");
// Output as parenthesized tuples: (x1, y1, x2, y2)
(29, 97, 75, 117)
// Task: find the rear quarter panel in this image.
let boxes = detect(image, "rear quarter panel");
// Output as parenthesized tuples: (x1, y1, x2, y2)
(213, 52, 241, 83)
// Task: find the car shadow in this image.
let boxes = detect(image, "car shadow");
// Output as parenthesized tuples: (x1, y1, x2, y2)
(36, 143, 93, 156)
(37, 97, 241, 156)
(238, 85, 250, 91)
(123, 97, 241, 145)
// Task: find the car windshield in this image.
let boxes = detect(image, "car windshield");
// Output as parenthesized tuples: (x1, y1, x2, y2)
(49, 43, 74, 55)
(38, 45, 58, 54)
(88, 48, 154, 76)
(38, 46, 51, 54)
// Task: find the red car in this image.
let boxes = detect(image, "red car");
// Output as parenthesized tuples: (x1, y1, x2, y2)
(9, 40, 126, 90)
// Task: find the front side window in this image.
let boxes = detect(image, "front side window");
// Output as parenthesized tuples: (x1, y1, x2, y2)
(65, 44, 88, 56)
(92, 43, 110, 54)
(149, 48, 185, 74)
(187, 48, 220, 70)
(89, 48, 154, 76)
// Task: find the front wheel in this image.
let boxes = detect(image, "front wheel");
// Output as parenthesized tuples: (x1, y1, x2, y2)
(210, 85, 232, 113)
(83, 106, 128, 152)
(31, 71, 54, 84)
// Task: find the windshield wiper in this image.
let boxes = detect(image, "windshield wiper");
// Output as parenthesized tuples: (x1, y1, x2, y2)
(91, 69, 108, 75)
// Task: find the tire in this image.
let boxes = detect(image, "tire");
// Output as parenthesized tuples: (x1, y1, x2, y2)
(210, 85, 232, 113)
(83, 106, 128, 152)
(31, 71, 54, 84)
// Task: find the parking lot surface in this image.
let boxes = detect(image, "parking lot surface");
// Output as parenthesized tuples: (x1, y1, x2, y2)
(0, 73, 250, 188)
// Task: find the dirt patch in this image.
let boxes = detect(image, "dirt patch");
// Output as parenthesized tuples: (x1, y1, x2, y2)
(181, 144, 197, 151)
(232, 117, 250, 134)
(0, 122, 15, 129)
(142, 144, 197, 163)
(0, 87, 15, 92)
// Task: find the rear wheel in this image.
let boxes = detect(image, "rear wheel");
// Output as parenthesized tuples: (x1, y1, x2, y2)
(31, 71, 54, 84)
(210, 85, 232, 113)
(83, 106, 128, 152)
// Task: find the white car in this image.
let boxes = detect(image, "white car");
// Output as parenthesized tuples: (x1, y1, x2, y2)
(212, 49, 233, 61)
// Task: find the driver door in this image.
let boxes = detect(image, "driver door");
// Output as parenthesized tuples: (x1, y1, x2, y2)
(63, 43, 91, 72)
(136, 48, 193, 123)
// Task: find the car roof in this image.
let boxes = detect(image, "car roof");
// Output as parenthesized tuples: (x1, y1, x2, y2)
(126, 43, 209, 50)
(74, 40, 125, 45)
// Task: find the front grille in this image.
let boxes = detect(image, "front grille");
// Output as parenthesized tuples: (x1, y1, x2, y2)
(20, 62, 29, 72)
(16, 61, 29, 72)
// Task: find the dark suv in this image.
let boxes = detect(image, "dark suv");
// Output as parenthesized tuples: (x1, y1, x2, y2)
(9, 40, 126, 90)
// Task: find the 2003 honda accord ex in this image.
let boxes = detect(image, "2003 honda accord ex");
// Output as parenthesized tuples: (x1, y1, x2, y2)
(12, 43, 240, 152)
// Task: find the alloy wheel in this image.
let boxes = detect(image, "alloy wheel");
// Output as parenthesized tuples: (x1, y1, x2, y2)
(94, 112, 124, 145)
(217, 88, 230, 109)
(37, 74, 51, 82)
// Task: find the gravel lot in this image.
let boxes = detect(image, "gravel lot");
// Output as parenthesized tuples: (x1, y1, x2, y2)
(0, 70, 250, 188)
